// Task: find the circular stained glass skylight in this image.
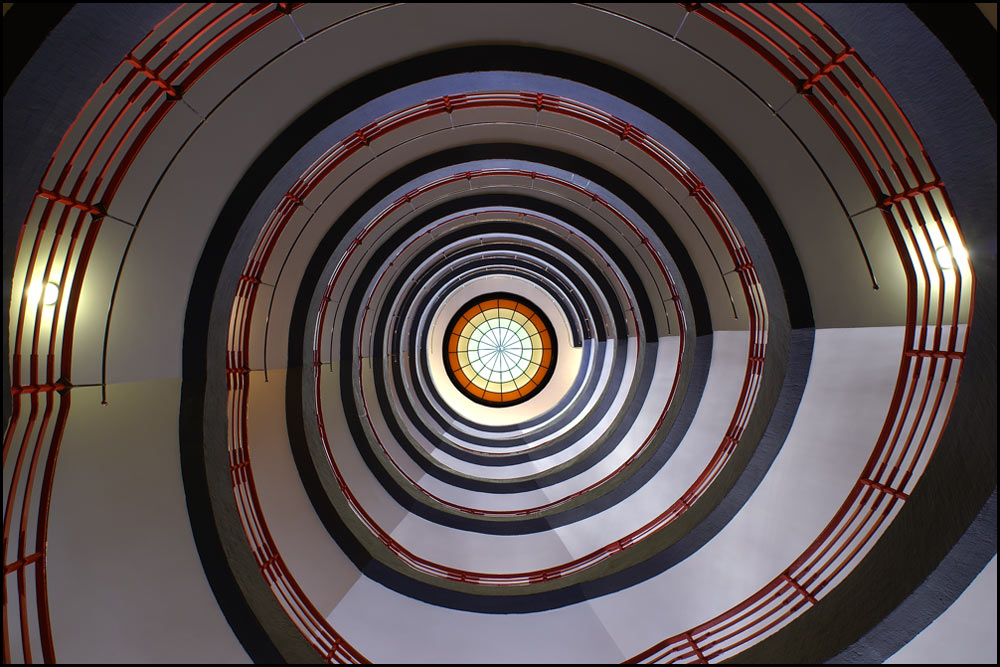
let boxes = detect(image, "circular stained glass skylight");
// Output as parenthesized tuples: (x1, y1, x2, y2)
(445, 294, 556, 405)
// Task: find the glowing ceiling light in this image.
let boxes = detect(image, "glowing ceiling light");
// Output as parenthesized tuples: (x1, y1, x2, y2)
(935, 243, 969, 271)
(28, 281, 60, 306)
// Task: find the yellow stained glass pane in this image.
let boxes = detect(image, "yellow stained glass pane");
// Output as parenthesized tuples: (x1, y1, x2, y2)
(512, 373, 532, 389)
(499, 381, 519, 394)
(510, 310, 530, 326)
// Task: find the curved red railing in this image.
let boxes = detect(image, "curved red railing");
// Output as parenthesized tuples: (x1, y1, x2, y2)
(5, 2, 974, 664)
(228, 90, 767, 590)
(351, 195, 651, 506)
(4, 3, 366, 663)
(625, 4, 973, 662)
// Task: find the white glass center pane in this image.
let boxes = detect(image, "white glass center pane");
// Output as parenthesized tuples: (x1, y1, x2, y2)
(469, 317, 533, 375)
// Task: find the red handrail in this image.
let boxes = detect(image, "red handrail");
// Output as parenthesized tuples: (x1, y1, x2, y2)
(5, 4, 364, 663)
(627, 4, 972, 661)
(5, 3, 974, 664)
(231, 91, 766, 589)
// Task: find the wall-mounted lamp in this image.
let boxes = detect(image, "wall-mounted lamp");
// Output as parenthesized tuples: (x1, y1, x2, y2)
(934, 243, 968, 271)
(28, 281, 60, 306)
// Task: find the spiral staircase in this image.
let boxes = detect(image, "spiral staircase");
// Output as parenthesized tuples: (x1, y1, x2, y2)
(3, 4, 996, 663)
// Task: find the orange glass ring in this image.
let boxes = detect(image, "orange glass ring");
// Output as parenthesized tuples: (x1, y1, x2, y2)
(444, 293, 557, 406)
